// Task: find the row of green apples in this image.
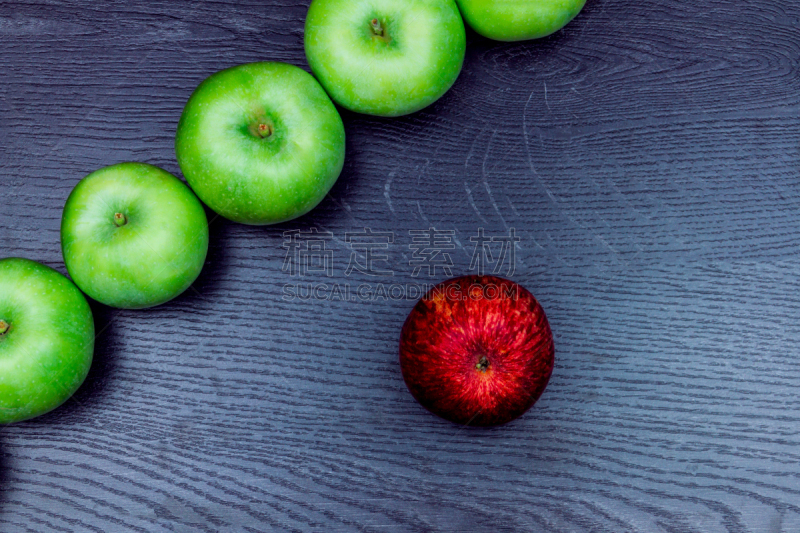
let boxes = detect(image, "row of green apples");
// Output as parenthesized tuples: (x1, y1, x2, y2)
(0, 0, 581, 425)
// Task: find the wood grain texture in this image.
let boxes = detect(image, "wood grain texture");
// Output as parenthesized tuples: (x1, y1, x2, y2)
(1, 0, 800, 531)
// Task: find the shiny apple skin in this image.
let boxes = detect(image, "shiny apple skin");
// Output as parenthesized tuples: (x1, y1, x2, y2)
(456, 0, 586, 42)
(175, 62, 346, 225)
(61, 162, 209, 309)
(0, 258, 94, 424)
(305, 0, 466, 117)
(400, 275, 554, 426)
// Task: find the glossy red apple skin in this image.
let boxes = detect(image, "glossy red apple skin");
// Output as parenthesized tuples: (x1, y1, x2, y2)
(400, 275, 554, 426)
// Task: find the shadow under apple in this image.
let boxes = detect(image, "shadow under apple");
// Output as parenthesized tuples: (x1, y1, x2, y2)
(34, 299, 118, 424)
(160, 206, 234, 308)
(0, 436, 10, 512)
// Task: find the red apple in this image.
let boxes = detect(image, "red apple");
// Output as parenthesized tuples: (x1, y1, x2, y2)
(399, 275, 554, 426)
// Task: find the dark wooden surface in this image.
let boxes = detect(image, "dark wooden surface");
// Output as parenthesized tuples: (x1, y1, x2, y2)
(1, 0, 800, 531)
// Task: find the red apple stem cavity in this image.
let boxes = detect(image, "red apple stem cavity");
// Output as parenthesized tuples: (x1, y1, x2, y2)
(0, 320, 8, 335)
(370, 18, 384, 37)
(113, 212, 128, 227)
(476, 356, 490, 372)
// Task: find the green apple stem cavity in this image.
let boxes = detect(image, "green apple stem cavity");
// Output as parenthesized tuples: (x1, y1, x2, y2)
(370, 18, 386, 38)
(113, 212, 127, 227)
(248, 114, 276, 140)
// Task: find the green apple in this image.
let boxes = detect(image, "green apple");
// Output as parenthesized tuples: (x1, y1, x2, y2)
(304, 0, 466, 117)
(61, 162, 209, 309)
(456, 0, 586, 41)
(175, 62, 346, 225)
(0, 258, 94, 424)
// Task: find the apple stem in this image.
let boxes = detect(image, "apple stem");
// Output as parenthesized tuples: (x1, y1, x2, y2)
(257, 123, 274, 138)
(113, 213, 128, 227)
(476, 356, 490, 372)
(0, 320, 8, 335)
(370, 18, 384, 37)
